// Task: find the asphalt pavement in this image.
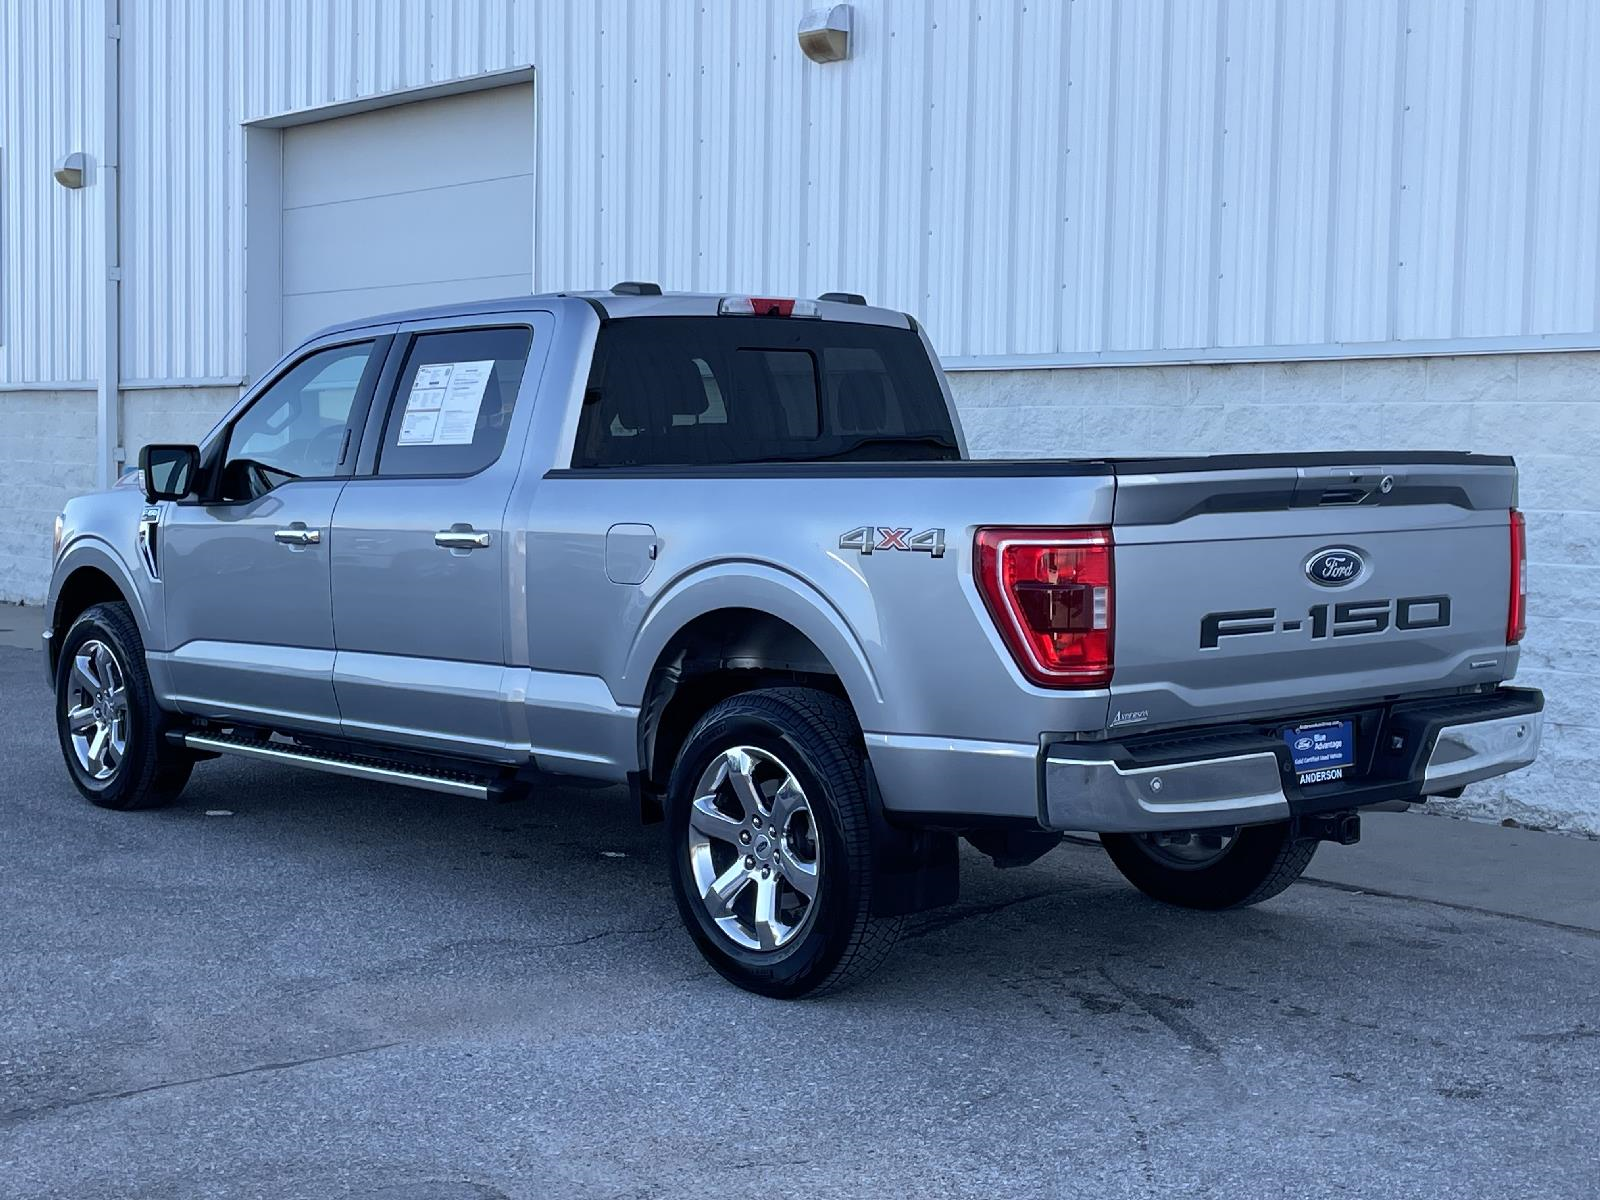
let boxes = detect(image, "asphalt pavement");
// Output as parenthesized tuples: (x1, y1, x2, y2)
(1, 633, 1597, 1199)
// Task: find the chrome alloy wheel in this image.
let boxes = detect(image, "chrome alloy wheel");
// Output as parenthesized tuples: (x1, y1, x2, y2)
(1133, 828, 1239, 869)
(686, 746, 822, 952)
(65, 639, 129, 781)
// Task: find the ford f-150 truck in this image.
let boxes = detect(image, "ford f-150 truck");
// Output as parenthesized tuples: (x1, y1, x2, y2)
(44, 286, 1543, 997)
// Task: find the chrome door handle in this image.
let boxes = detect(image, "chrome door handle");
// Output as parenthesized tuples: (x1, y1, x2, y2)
(273, 526, 321, 546)
(434, 527, 491, 550)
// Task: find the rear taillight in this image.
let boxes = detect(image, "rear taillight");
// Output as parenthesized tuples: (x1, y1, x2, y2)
(975, 527, 1113, 688)
(1508, 508, 1527, 644)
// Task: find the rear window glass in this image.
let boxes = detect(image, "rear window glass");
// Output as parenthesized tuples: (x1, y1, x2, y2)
(378, 327, 533, 477)
(575, 317, 958, 467)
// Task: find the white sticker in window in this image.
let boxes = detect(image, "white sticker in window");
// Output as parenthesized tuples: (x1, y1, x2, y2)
(395, 360, 495, 446)
(397, 409, 440, 444)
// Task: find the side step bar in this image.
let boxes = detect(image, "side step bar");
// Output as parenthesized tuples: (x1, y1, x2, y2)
(182, 733, 497, 800)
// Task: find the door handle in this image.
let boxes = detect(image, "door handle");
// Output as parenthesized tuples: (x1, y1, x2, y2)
(273, 525, 321, 546)
(434, 526, 491, 550)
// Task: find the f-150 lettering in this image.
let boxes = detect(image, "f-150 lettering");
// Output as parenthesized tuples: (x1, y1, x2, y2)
(1201, 595, 1454, 648)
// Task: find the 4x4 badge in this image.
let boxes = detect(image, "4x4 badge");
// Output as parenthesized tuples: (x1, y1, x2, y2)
(839, 526, 946, 558)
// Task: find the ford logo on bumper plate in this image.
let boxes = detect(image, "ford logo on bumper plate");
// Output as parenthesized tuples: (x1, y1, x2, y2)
(1305, 547, 1365, 587)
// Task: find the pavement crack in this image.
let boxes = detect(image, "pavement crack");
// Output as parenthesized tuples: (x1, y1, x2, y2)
(1300, 877, 1600, 939)
(1514, 1026, 1599, 1045)
(903, 889, 1063, 941)
(1097, 967, 1221, 1059)
(1014, 979, 1159, 1191)
(537, 920, 676, 949)
(0, 1040, 403, 1129)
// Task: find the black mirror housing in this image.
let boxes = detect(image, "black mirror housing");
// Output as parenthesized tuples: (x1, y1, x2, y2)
(138, 444, 200, 502)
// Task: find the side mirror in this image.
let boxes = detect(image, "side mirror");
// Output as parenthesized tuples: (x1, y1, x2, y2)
(138, 444, 200, 502)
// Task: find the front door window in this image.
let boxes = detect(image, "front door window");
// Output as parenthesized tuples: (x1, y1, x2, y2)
(220, 341, 376, 501)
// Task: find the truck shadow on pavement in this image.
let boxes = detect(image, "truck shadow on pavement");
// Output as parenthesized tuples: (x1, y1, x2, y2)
(161, 756, 1521, 1031)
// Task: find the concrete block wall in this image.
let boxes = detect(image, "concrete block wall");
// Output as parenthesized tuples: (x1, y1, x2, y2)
(0, 391, 98, 603)
(118, 389, 237, 472)
(952, 350, 1600, 837)
(0, 387, 238, 604)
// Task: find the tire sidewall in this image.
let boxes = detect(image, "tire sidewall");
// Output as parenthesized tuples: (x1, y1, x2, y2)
(55, 605, 155, 805)
(665, 701, 866, 997)
(1102, 821, 1299, 909)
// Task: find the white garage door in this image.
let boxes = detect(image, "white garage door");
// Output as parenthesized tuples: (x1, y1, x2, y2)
(280, 83, 534, 350)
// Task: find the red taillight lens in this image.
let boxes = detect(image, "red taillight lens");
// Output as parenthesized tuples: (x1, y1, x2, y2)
(1508, 509, 1527, 644)
(975, 527, 1113, 687)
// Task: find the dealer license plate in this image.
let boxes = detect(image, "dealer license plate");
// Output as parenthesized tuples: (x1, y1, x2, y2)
(1282, 719, 1355, 786)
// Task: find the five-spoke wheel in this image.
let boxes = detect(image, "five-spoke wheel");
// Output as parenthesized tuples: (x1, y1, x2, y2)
(55, 602, 192, 810)
(665, 687, 904, 998)
(686, 745, 822, 952)
(63, 639, 129, 781)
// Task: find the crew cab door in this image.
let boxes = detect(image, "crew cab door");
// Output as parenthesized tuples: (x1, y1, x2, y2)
(329, 318, 543, 758)
(158, 335, 390, 731)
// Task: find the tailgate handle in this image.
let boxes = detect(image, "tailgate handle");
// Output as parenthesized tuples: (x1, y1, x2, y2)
(1294, 467, 1399, 506)
(1317, 487, 1367, 506)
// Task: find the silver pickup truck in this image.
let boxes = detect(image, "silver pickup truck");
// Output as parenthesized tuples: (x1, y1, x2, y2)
(44, 286, 1543, 997)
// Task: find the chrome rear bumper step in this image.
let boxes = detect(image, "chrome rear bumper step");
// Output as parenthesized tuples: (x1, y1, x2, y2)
(182, 732, 496, 800)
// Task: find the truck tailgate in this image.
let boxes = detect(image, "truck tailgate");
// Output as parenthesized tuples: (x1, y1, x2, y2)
(1107, 454, 1519, 732)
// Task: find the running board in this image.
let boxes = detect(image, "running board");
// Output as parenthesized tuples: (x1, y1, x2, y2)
(182, 732, 497, 800)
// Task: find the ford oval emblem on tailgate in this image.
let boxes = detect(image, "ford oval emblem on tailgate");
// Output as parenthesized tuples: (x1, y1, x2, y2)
(1305, 547, 1365, 587)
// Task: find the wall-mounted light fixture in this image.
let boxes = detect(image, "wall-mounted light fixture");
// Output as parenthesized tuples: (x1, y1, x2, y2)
(53, 152, 88, 188)
(798, 4, 851, 63)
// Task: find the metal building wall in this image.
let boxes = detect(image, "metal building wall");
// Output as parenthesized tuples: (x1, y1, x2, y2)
(0, 0, 102, 386)
(5, 0, 1600, 388)
(119, 0, 243, 386)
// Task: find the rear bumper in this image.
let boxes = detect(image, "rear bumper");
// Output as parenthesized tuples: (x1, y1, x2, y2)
(1040, 688, 1543, 833)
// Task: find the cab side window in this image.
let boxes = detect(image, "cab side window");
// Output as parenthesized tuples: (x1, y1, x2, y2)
(221, 341, 376, 500)
(376, 327, 534, 477)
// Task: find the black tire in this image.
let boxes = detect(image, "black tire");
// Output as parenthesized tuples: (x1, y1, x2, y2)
(55, 601, 192, 811)
(1100, 821, 1318, 910)
(663, 687, 902, 998)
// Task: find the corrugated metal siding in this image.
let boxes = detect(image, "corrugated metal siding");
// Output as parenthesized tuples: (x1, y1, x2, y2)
(6, 0, 1600, 386)
(121, 0, 243, 383)
(0, 0, 102, 385)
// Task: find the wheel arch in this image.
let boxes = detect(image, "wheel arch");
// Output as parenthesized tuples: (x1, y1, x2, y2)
(634, 604, 866, 807)
(624, 564, 887, 810)
(47, 544, 148, 680)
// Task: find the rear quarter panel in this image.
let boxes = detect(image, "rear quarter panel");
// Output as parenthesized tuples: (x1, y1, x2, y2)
(515, 470, 1118, 747)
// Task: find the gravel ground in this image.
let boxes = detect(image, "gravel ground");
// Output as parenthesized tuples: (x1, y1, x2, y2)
(2, 644, 1597, 1199)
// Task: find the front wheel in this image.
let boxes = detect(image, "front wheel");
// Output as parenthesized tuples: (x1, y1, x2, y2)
(1100, 821, 1318, 909)
(55, 602, 192, 810)
(664, 687, 902, 998)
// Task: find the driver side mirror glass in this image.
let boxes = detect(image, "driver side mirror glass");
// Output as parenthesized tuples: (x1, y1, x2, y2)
(139, 444, 200, 502)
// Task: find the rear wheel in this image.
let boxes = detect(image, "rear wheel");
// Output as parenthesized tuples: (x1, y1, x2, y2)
(55, 602, 192, 810)
(1100, 821, 1317, 909)
(664, 687, 901, 998)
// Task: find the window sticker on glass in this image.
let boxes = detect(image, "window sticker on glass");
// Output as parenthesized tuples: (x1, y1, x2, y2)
(396, 360, 495, 446)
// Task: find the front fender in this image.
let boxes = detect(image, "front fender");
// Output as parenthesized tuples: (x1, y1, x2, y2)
(47, 534, 164, 692)
(619, 560, 885, 725)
